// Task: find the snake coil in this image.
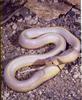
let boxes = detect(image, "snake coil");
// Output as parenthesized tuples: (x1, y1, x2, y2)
(4, 27, 80, 92)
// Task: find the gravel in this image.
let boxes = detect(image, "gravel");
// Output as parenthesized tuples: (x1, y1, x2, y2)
(1, 5, 82, 100)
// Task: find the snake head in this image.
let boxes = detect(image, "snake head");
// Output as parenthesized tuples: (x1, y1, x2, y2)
(46, 56, 64, 65)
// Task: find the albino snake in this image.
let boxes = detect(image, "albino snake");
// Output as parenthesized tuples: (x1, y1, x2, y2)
(4, 27, 80, 92)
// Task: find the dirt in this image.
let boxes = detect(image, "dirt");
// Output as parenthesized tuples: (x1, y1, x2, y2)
(1, 1, 82, 100)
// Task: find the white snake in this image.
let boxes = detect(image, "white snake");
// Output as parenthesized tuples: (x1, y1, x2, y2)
(4, 27, 80, 92)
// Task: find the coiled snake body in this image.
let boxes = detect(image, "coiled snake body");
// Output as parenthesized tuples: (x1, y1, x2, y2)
(4, 27, 80, 92)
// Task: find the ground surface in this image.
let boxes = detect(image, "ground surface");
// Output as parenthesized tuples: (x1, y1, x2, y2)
(1, 1, 82, 100)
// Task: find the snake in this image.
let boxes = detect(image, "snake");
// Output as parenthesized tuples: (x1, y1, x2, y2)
(4, 27, 80, 92)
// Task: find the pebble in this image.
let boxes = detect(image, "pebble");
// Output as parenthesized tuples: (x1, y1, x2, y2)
(5, 34, 8, 38)
(72, 8, 80, 15)
(79, 75, 82, 80)
(9, 22, 14, 26)
(29, 17, 38, 25)
(2, 55, 6, 60)
(1, 26, 3, 29)
(39, 90, 42, 95)
(25, 16, 38, 25)
(28, 91, 32, 94)
(76, 16, 81, 23)
(65, 70, 68, 74)
(73, 73, 80, 79)
(19, 7, 29, 17)
(4, 91, 9, 98)
(17, 47, 20, 52)
(25, 16, 31, 21)
(12, 30, 16, 34)
(22, 20, 25, 23)
(29, 93, 35, 98)
(37, 48, 45, 54)
(12, 23, 17, 30)
(17, 18, 23, 22)
(28, 50, 36, 54)
(21, 48, 25, 54)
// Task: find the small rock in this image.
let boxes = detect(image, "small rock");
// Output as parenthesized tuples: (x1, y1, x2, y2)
(1, 26, 3, 29)
(76, 17, 81, 23)
(79, 75, 82, 79)
(12, 30, 16, 34)
(28, 50, 36, 54)
(4, 91, 9, 98)
(65, 70, 68, 74)
(28, 91, 32, 94)
(25, 16, 32, 21)
(17, 47, 21, 52)
(29, 93, 35, 98)
(9, 22, 14, 26)
(17, 18, 23, 22)
(2, 55, 5, 60)
(5, 34, 7, 38)
(72, 8, 80, 15)
(73, 73, 80, 79)
(29, 17, 38, 25)
(39, 90, 42, 95)
(12, 23, 17, 30)
(21, 48, 25, 54)
(19, 7, 29, 17)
